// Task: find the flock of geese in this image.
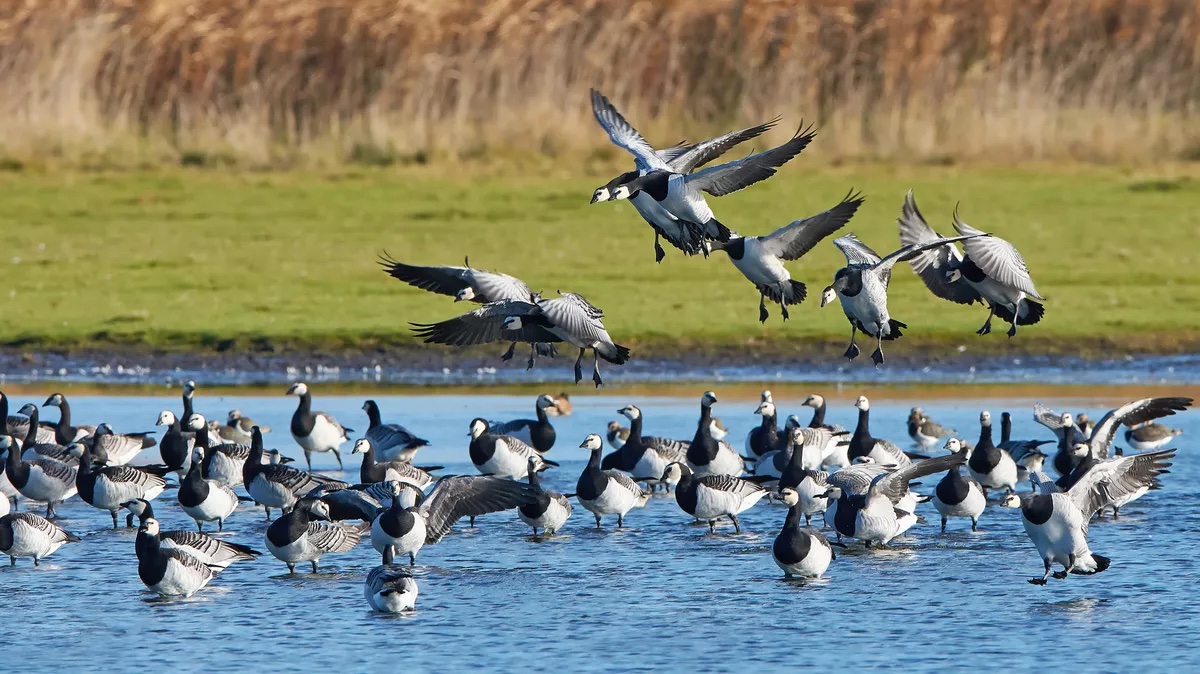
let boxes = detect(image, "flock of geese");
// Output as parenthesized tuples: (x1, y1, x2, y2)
(381, 89, 1047, 379)
(0, 383, 1190, 610)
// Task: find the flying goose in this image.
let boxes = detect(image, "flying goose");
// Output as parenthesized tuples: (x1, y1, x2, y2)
(601, 405, 689, 490)
(518, 457, 573, 538)
(42, 393, 96, 444)
(136, 517, 218, 598)
(186, 414, 252, 486)
(155, 410, 194, 476)
(930, 463, 987, 532)
(746, 395, 783, 458)
(121, 499, 261, 569)
(1002, 449, 1175, 584)
(0, 511, 79, 566)
(907, 408, 955, 451)
(177, 445, 242, 532)
(607, 123, 818, 247)
(75, 443, 169, 529)
(773, 488, 837, 579)
(848, 396, 913, 466)
(84, 424, 155, 466)
(287, 382, 353, 471)
(365, 546, 419, 613)
(361, 400, 430, 463)
(660, 462, 768, 533)
(351, 438, 438, 488)
(244, 428, 344, 520)
(589, 88, 779, 260)
(371, 475, 537, 564)
(468, 419, 556, 480)
(1125, 421, 1183, 451)
(826, 448, 968, 547)
(264, 498, 368, 573)
(686, 392, 746, 477)
(488, 394, 558, 454)
(576, 434, 650, 528)
(897, 189, 1045, 337)
(7, 404, 78, 518)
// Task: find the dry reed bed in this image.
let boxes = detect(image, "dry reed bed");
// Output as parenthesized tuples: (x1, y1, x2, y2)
(0, 0, 1198, 165)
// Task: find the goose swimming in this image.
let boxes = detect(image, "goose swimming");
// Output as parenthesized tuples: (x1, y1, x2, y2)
(897, 189, 1044, 337)
(121, 499, 260, 568)
(352, 438, 438, 488)
(244, 428, 344, 520)
(468, 419, 556, 480)
(287, 382, 353, 471)
(773, 488, 837, 579)
(518, 457, 573, 538)
(661, 462, 768, 533)
(265, 498, 368, 573)
(361, 399, 429, 463)
(907, 408, 955, 451)
(7, 404, 78, 518)
(365, 546, 419, 613)
(930, 463, 987, 532)
(708, 192, 864, 322)
(75, 442, 169, 529)
(136, 517, 218, 597)
(686, 392, 746, 477)
(488, 394, 558, 454)
(602, 405, 689, 490)
(577, 434, 650, 528)
(0, 511, 79, 566)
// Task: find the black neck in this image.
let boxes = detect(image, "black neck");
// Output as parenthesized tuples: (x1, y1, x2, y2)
(784, 504, 802, 529)
(587, 447, 602, 469)
(55, 399, 72, 434)
(22, 407, 39, 446)
(1000, 415, 1012, 444)
(365, 401, 382, 428)
(810, 403, 826, 427)
(628, 414, 643, 442)
(854, 407, 871, 441)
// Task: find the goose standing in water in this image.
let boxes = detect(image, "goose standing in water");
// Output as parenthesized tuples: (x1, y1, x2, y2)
(177, 446, 241, 532)
(2, 391, 56, 446)
(0, 511, 79, 566)
(930, 463, 987, 532)
(773, 488, 837, 579)
(468, 419, 556, 480)
(84, 424, 155, 466)
(287, 382, 353, 471)
(848, 396, 913, 466)
(746, 394, 783, 459)
(75, 443, 169, 529)
(686, 392, 746, 477)
(12, 403, 74, 463)
(244, 428, 344, 520)
(998, 412, 1053, 476)
(8, 404, 78, 517)
(365, 546, 419, 613)
(135, 517, 218, 597)
(958, 411, 1018, 495)
(589, 88, 779, 260)
(896, 189, 1044, 337)
(775, 428, 834, 526)
(602, 405, 689, 491)
(518, 457, 573, 538)
(361, 400, 429, 463)
(576, 434, 650, 528)
(1033, 404, 1089, 476)
(661, 462, 768, 533)
(186, 414, 252, 486)
(352, 438, 438, 488)
(121, 499, 260, 568)
(907, 408, 955, 451)
(708, 192, 864, 322)
(802, 394, 845, 433)
(155, 410, 193, 476)
(42, 393, 96, 444)
(1125, 421, 1183, 451)
(1002, 449, 1175, 585)
(265, 498, 368, 573)
(371, 475, 537, 564)
(489, 394, 558, 454)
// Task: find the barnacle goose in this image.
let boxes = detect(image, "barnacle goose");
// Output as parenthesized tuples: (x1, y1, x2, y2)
(488, 394, 558, 454)
(518, 457, 572, 538)
(602, 405, 688, 490)
(773, 488, 837, 579)
(75, 442, 168, 529)
(352, 438, 438, 488)
(122, 499, 260, 568)
(365, 546, 419, 613)
(468, 419, 556, 480)
(265, 498, 368, 573)
(7, 404, 78, 518)
(136, 517, 219, 597)
(244, 428, 345, 520)
(0, 510, 79, 566)
(907, 407, 955, 451)
(41, 393, 96, 444)
(848, 396, 913, 466)
(177, 445, 242, 532)
(361, 399, 429, 463)
(577, 434, 650, 528)
(930, 463, 987, 532)
(286, 382, 353, 471)
(661, 462, 768, 533)
(686, 392, 746, 477)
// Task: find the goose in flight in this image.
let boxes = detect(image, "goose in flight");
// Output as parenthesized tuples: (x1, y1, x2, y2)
(709, 191, 864, 323)
(822, 231, 984, 365)
(896, 190, 1045, 337)
(588, 88, 779, 261)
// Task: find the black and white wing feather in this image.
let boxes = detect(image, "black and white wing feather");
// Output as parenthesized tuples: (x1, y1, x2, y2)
(410, 300, 558, 347)
(419, 475, 537, 544)
(667, 117, 781, 174)
(590, 89, 668, 172)
(683, 124, 817, 197)
(306, 521, 366, 554)
(868, 450, 968, 504)
(759, 191, 864, 260)
(1087, 397, 1192, 459)
(896, 190, 981, 305)
(1068, 449, 1175, 519)
(953, 212, 1043, 299)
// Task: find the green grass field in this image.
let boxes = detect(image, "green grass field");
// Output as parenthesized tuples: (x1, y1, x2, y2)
(2, 162, 1198, 357)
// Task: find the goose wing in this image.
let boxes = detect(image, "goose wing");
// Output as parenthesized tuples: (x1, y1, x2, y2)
(410, 300, 558, 347)
(1032, 403, 1087, 443)
(262, 464, 342, 495)
(698, 474, 765, 497)
(161, 531, 259, 565)
(11, 512, 78, 543)
(163, 548, 216, 579)
(305, 521, 366, 554)
(366, 424, 427, 451)
(99, 466, 167, 501)
(468, 271, 534, 304)
(366, 563, 414, 592)
(759, 191, 864, 260)
(30, 457, 77, 483)
(536, 294, 616, 348)
(895, 190, 981, 305)
(91, 433, 149, 464)
(868, 450, 968, 505)
(683, 124, 816, 197)
(832, 234, 882, 266)
(418, 475, 537, 544)
(1068, 449, 1175, 519)
(379, 256, 473, 298)
(606, 470, 648, 497)
(1087, 397, 1192, 459)
(490, 418, 535, 435)
(667, 117, 781, 174)
(646, 437, 689, 462)
(826, 464, 892, 496)
(590, 89, 668, 172)
(952, 213, 1043, 299)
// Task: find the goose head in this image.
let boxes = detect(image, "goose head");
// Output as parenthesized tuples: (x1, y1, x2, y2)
(778, 487, 801, 507)
(820, 286, 837, 307)
(784, 414, 802, 430)
(267, 449, 293, 465)
(140, 517, 161, 536)
(618, 405, 641, 421)
(944, 437, 965, 453)
(191, 445, 206, 464)
(1059, 412, 1074, 428)
(502, 315, 524, 330)
(790, 427, 807, 446)
(590, 186, 612, 204)
(227, 409, 244, 422)
(579, 433, 604, 451)
(455, 286, 476, 302)
(701, 391, 718, 408)
(980, 410, 992, 427)
(468, 418, 489, 439)
(286, 382, 309, 397)
(1000, 494, 1022, 509)
(852, 455, 877, 465)
(43, 392, 66, 408)
(754, 401, 775, 417)
(761, 390, 773, 403)
(183, 380, 197, 397)
(660, 462, 689, 483)
(352, 438, 373, 455)
(156, 410, 176, 427)
(120, 498, 152, 517)
(535, 394, 557, 410)
(17, 402, 37, 417)
(185, 413, 207, 432)
(1071, 442, 1092, 458)
(802, 394, 824, 409)
(854, 395, 870, 412)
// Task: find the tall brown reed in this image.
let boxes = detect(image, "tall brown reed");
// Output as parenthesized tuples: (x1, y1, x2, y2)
(0, 0, 1197, 166)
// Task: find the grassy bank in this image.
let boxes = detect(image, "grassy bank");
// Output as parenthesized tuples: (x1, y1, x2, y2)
(2, 162, 1199, 358)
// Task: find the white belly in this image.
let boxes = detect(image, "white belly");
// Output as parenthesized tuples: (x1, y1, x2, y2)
(841, 286, 888, 335)
(733, 242, 789, 287)
(855, 500, 899, 544)
(5, 519, 60, 559)
(93, 476, 165, 511)
(821, 442, 850, 469)
(0, 470, 18, 499)
(519, 498, 571, 534)
(932, 485, 987, 519)
(248, 475, 297, 510)
(181, 485, 237, 523)
(632, 450, 672, 481)
(477, 442, 529, 480)
(294, 415, 346, 454)
(20, 467, 76, 503)
(580, 480, 639, 517)
(970, 454, 1018, 491)
(968, 276, 1025, 309)
(266, 534, 321, 564)
(1024, 497, 1090, 567)
(149, 557, 212, 597)
(690, 444, 744, 477)
(797, 477, 829, 516)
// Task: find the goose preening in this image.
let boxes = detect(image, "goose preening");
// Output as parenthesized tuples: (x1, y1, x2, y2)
(121, 499, 260, 568)
(826, 448, 968, 547)
(577, 434, 650, 528)
(822, 231, 984, 364)
(0, 511, 79, 566)
(42, 393, 96, 444)
(488, 394, 558, 454)
(686, 392, 746, 477)
(352, 438, 438, 488)
(186, 414, 252, 487)
(589, 88, 779, 260)
(371, 475, 537, 564)
(930, 463, 987, 532)
(468, 418, 556, 480)
(907, 408, 955, 451)
(361, 400, 429, 463)
(518, 457, 573, 538)
(136, 517, 219, 598)
(707, 192, 863, 322)
(287, 382, 353, 471)
(365, 546, 419, 613)
(773, 488, 837, 579)
(897, 189, 1044, 337)
(1125, 421, 1183, 451)
(177, 446, 242, 532)
(244, 428, 344, 520)
(848, 396, 913, 466)
(155, 410, 194, 476)
(661, 462, 768, 533)
(7, 404, 79, 518)
(265, 498, 368, 573)
(605, 421, 630, 450)
(75, 443, 169, 529)
(601, 405, 689, 490)
(955, 410, 1019, 495)
(1003, 449, 1175, 585)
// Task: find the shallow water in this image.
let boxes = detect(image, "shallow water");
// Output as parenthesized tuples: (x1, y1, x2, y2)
(3, 391, 1198, 672)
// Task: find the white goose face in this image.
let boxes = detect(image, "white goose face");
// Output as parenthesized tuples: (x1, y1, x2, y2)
(980, 410, 992, 425)
(455, 287, 476, 302)
(610, 185, 633, 201)
(754, 401, 775, 417)
(701, 391, 718, 407)
(183, 381, 196, 396)
(141, 518, 161, 536)
(228, 409, 243, 421)
(286, 382, 309, 397)
(1071, 442, 1091, 458)
(791, 428, 806, 445)
(185, 413, 206, 431)
(1000, 494, 1022, 509)
(579, 434, 603, 451)
(785, 415, 802, 430)
(591, 187, 611, 204)
(502, 316, 524, 330)
(352, 438, 372, 454)
(390, 480, 406, 498)
(820, 286, 837, 307)
(468, 419, 488, 439)
(192, 446, 206, 463)
(156, 410, 176, 426)
(944, 437, 962, 452)
(854, 395, 870, 411)
(852, 456, 876, 465)
(45, 393, 65, 407)
(1060, 412, 1074, 426)
(778, 488, 800, 506)
(619, 406, 640, 420)
(536, 394, 556, 409)
(309, 500, 331, 520)
(660, 462, 684, 482)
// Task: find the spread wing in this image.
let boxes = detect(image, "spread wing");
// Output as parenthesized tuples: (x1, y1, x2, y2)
(1088, 397, 1192, 459)
(895, 190, 981, 305)
(869, 450, 968, 504)
(953, 212, 1043, 300)
(759, 191, 864, 260)
(366, 424, 428, 451)
(1068, 449, 1175, 519)
(590, 89, 668, 172)
(378, 255, 472, 297)
(826, 464, 892, 496)
(1032, 403, 1087, 444)
(410, 300, 558, 347)
(537, 294, 613, 345)
(683, 124, 817, 197)
(832, 234, 882, 266)
(419, 475, 537, 544)
(667, 117, 781, 174)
